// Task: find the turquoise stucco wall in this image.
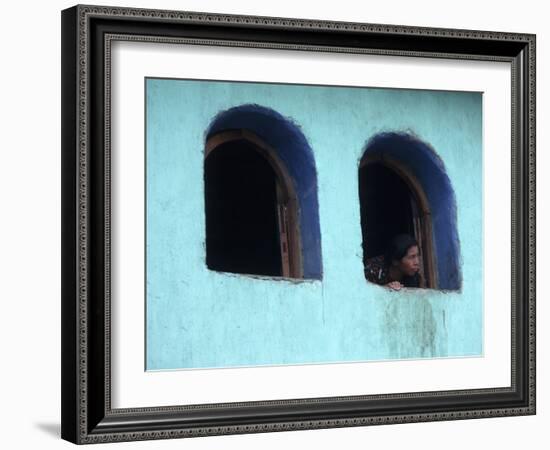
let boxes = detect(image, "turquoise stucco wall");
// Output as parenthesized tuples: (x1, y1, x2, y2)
(145, 78, 483, 370)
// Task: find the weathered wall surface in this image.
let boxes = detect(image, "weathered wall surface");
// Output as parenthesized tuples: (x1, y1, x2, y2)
(146, 78, 482, 370)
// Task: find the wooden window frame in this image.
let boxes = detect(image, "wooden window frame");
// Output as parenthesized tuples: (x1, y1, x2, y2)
(360, 153, 437, 289)
(205, 129, 303, 279)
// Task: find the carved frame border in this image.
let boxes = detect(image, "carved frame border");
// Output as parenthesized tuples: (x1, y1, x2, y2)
(61, 4, 536, 444)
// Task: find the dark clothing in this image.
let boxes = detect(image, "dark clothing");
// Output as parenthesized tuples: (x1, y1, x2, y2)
(364, 255, 420, 287)
(364, 255, 390, 285)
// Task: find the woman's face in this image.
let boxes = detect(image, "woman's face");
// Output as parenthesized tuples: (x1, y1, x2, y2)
(397, 245, 420, 277)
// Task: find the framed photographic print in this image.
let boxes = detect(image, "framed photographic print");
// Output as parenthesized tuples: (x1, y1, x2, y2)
(61, 4, 536, 444)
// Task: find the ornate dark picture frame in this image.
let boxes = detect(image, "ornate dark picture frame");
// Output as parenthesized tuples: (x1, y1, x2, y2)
(61, 4, 536, 444)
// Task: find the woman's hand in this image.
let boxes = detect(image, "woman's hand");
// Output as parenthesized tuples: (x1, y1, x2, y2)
(386, 281, 403, 291)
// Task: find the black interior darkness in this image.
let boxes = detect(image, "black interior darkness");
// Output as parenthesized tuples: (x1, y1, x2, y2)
(204, 139, 282, 276)
(359, 162, 416, 261)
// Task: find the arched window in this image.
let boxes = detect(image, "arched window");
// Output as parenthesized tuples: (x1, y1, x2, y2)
(359, 132, 461, 290)
(359, 159, 436, 288)
(205, 130, 301, 278)
(204, 104, 322, 280)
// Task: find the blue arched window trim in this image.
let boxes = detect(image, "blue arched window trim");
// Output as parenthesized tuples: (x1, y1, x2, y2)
(206, 104, 323, 280)
(361, 132, 461, 290)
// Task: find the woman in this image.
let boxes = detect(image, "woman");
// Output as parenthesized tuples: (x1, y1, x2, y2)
(364, 234, 421, 290)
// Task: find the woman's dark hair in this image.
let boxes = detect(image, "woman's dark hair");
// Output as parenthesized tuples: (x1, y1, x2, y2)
(384, 234, 418, 264)
(384, 234, 420, 287)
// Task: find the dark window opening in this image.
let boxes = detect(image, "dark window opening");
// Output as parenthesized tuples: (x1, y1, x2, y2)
(359, 162, 433, 288)
(359, 163, 415, 259)
(205, 130, 303, 279)
(360, 132, 461, 290)
(206, 106, 322, 280)
(205, 136, 295, 277)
